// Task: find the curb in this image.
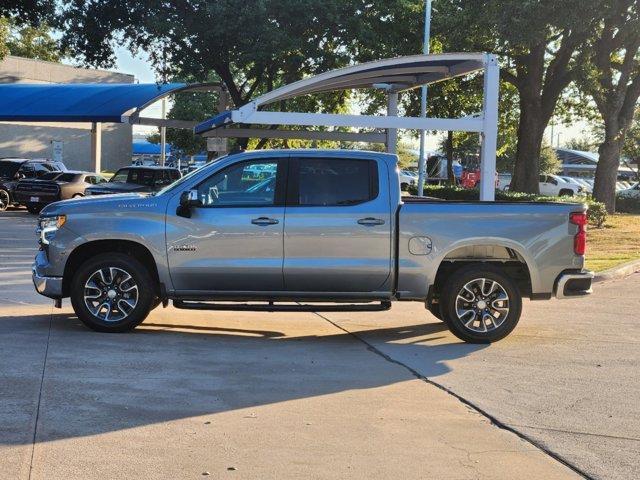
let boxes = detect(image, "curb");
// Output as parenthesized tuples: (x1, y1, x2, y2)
(593, 258, 640, 283)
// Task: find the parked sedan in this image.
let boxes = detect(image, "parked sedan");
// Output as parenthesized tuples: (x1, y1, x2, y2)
(85, 166, 181, 196)
(14, 171, 108, 214)
(619, 182, 640, 198)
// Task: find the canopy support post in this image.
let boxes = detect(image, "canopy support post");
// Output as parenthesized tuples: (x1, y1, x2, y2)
(479, 54, 499, 201)
(160, 97, 167, 166)
(386, 92, 398, 154)
(90, 122, 102, 173)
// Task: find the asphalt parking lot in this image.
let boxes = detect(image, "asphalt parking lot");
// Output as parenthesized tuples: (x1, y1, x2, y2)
(1, 209, 638, 479)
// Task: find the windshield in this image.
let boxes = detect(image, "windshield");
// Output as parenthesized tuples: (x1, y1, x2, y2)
(57, 173, 79, 182)
(110, 168, 130, 183)
(154, 159, 220, 196)
(0, 161, 21, 179)
(40, 172, 63, 181)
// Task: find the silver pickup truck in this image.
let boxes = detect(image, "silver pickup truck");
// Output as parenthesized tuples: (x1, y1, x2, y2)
(32, 150, 593, 343)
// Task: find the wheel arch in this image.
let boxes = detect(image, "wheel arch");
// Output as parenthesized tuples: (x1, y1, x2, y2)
(62, 239, 161, 297)
(429, 240, 536, 301)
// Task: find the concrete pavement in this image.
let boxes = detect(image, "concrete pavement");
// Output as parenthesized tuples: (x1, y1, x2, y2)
(0, 209, 634, 479)
(321, 276, 640, 480)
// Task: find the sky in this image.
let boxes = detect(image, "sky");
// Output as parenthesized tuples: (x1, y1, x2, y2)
(107, 46, 592, 151)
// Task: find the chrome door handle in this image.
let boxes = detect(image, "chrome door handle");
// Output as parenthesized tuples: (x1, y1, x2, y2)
(357, 217, 385, 226)
(251, 217, 279, 226)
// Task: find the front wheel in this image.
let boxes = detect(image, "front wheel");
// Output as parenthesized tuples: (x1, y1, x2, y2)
(440, 265, 522, 343)
(0, 189, 9, 211)
(70, 253, 156, 332)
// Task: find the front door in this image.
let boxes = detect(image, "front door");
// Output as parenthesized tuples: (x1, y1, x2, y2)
(283, 156, 392, 293)
(167, 158, 286, 292)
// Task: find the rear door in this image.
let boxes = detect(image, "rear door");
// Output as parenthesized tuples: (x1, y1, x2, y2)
(282, 156, 391, 293)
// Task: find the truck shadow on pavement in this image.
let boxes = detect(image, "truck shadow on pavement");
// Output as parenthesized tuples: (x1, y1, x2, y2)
(0, 311, 487, 446)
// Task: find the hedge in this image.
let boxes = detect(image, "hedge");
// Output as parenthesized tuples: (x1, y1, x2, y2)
(615, 195, 640, 214)
(406, 184, 608, 227)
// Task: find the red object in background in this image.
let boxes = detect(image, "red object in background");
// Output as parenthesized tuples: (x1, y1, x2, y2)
(461, 170, 480, 189)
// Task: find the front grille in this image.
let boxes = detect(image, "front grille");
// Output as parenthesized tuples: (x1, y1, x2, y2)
(16, 182, 60, 195)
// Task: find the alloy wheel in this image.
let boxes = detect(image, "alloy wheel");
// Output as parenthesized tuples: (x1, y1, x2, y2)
(455, 277, 510, 333)
(83, 267, 139, 322)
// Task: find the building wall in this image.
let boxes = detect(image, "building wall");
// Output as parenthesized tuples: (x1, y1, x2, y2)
(0, 56, 134, 172)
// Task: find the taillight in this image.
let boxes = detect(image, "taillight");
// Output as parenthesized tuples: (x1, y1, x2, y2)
(570, 212, 587, 255)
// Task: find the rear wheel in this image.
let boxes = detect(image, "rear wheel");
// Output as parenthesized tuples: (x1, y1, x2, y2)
(559, 189, 574, 197)
(70, 253, 156, 332)
(440, 264, 522, 343)
(0, 189, 9, 211)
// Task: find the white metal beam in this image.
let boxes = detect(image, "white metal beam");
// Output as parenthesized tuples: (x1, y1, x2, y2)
(479, 54, 499, 201)
(386, 92, 399, 153)
(90, 122, 102, 173)
(204, 128, 387, 143)
(231, 109, 484, 133)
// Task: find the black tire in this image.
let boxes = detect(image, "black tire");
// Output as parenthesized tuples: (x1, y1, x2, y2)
(426, 298, 443, 321)
(70, 252, 156, 332)
(559, 189, 574, 197)
(440, 264, 522, 343)
(26, 203, 42, 214)
(0, 189, 9, 211)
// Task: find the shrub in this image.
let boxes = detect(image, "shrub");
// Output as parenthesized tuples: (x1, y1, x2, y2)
(406, 185, 607, 227)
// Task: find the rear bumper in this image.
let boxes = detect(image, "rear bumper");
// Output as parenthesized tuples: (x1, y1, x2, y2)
(14, 192, 60, 204)
(32, 265, 63, 299)
(555, 270, 594, 299)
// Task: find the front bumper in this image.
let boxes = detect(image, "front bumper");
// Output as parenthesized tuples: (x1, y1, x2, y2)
(555, 270, 594, 299)
(32, 265, 63, 299)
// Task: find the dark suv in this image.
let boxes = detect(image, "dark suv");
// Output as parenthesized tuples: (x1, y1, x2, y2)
(85, 166, 181, 196)
(0, 158, 66, 211)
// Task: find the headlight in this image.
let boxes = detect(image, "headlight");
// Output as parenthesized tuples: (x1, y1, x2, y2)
(38, 215, 66, 245)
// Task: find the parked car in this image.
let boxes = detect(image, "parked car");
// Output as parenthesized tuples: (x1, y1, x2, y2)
(85, 166, 181, 196)
(539, 174, 582, 196)
(560, 176, 592, 194)
(619, 182, 640, 198)
(32, 150, 593, 344)
(0, 158, 66, 211)
(14, 171, 108, 214)
(399, 169, 418, 190)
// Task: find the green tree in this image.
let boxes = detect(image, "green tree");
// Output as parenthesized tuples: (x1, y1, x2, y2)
(576, 0, 640, 212)
(0, 1, 53, 60)
(0, 18, 61, 62)
(436, 0, 603, 194)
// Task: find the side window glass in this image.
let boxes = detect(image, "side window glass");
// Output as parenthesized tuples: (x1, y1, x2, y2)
(297, 158, 376, 206)
(539, 175, 546, 183)
(20, 165, 36, 178)
(197, 160, 278, 207)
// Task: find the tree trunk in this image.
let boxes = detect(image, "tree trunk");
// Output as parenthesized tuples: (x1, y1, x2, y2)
(511, 101, 546, 193)
(593, 136, 623, 213)
(446, 130, 455, 185)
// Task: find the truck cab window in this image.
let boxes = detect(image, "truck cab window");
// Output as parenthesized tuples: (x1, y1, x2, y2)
(197, 160, 279, 207)
(296, 158, 377, 206)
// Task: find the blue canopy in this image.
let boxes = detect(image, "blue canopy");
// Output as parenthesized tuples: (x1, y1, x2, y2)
(0, 83, 189, 123)
(132, 139, 172, 155)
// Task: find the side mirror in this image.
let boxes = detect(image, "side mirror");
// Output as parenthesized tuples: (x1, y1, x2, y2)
(177, 189, 201, 218)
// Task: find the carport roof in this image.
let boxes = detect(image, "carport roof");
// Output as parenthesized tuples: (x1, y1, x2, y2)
(0, 82, 210, 123)
(194, 53, 486, 134)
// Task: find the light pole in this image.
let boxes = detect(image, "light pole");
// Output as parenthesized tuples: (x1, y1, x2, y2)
(417, 0, 432, 196)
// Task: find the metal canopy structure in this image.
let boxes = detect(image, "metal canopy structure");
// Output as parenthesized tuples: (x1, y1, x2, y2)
(194, 53, 499, 200)
(0, 82, 223, 170)
(0, 83, 192, 122)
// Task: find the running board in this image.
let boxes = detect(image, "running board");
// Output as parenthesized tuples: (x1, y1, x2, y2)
(173, 300, 392, 312)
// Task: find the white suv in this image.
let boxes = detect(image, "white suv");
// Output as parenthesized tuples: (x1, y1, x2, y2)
(539, 174, 581, 196)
